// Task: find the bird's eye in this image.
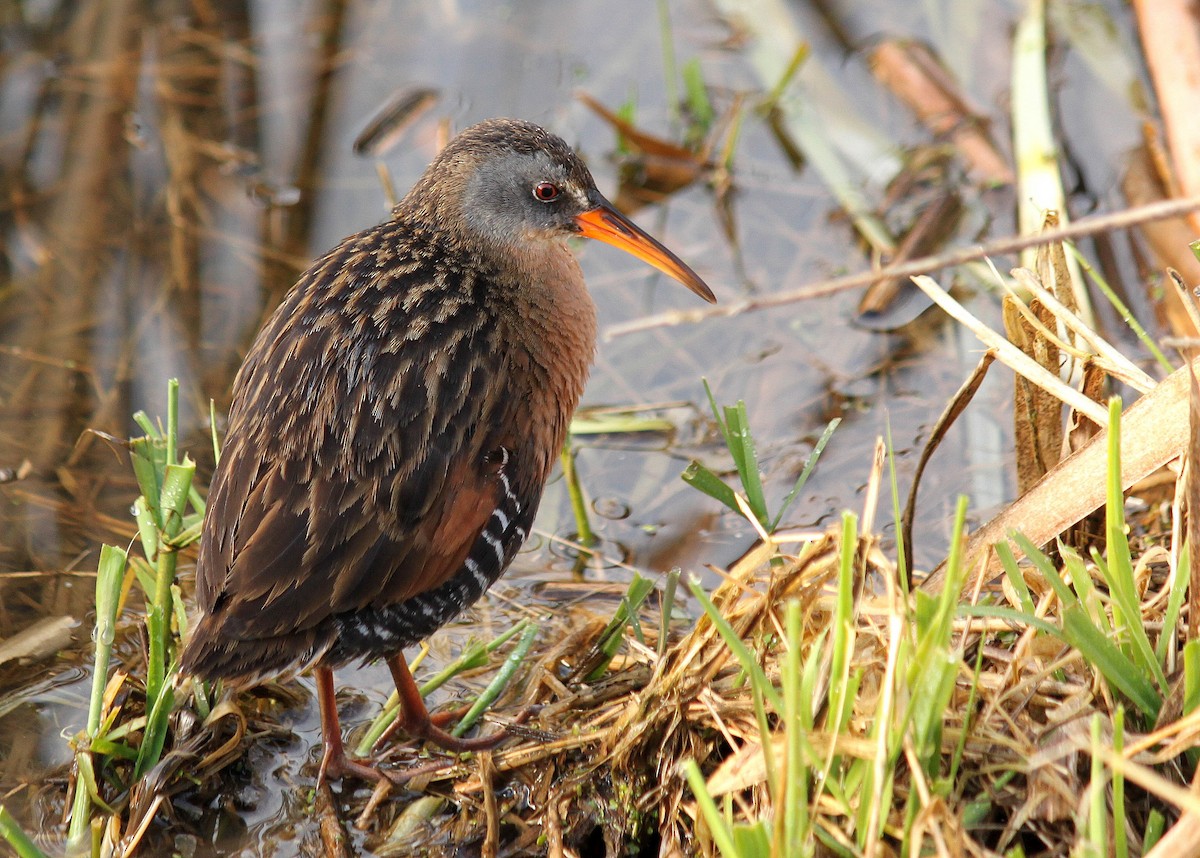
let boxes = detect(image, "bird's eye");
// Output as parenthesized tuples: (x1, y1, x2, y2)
(532, 181, 560, 202)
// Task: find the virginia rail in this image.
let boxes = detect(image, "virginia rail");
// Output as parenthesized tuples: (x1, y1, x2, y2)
(180, 118, 715, 784)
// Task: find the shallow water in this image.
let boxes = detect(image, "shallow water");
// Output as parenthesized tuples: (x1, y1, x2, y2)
(0, 0, 1156, 852)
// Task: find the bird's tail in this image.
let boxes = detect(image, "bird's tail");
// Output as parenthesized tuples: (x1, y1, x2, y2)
(180, 613, 325, 687)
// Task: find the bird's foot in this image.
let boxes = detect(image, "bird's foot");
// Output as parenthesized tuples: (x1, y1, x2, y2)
(318, 744, 404, 786)
(409, 704, 536, 752)
(373, 703, 540, 754)
(370, 701, 472, 749)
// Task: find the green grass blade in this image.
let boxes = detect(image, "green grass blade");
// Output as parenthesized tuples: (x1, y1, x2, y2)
(799, 629, 826, 730)
(762, 42, 809, 110)
(906, 497, 969, 765)
(1066, 243, 1173, 374)
(560, 440, 595, 548)
(69, 544, 128, 848)
(681, 759, 741, 858)
(1009, 532, 1075, 606)
(726, 402, 769, 527)
(959, 604, 1059, 637)
(134, 673, 175, 778)
(356, 622, 529, 756)
(66, 771, 90, 852)
(88, 545, 127, 736)
(1062, 605, 1160, 720)
(128, 437, 165, 524)
(1144, 809, 1166, 851)
(131, 410, 159, 439)
(133, 496, 158, 564)
(1159, 540, 1189, 665)
(74, 753, 116, 814)
(656, 0, 679, 121)
(782, 600, 809, 852)
(884, 419, 909, 592)
(166, 377, 179, 467)
(1113, 705, 1127, 858)
(659, 567, 680, 658)
(1091, 546, 1166, 690)
(748, 665, 779, 802)
(772, 417, 839, 532)
(357, 643, 487, 756)
(146, 457, 195, 705)
(586, 573, 656, 680)
(682, 58, 715, 132)
(826, 512, 857, 733)
(0, 806, 48, 858)
(1184, 640, 1200, 715)
(159, 458, 195, 540)
(568, 412, 675, 435)
(949, 640, 988, 787)
(685, 576, 783, 713)
(1099, 396, 1169, 693)
(681, 460, 743, 516)
(451, 621, 539, 737)
(908, 648, 958, 767)
(702, 378, 732, 449)
(995, 540, 1035, 614)
(1087, 714, 1106, 853)
(731, 821, 771, 856)
(1062, 545, 1108, 634)
(694, 381, 775, 529)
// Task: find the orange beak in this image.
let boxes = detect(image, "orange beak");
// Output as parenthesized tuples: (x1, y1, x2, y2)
(574, 199, 716, 303)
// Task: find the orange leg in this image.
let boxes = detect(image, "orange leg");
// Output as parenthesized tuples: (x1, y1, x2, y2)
(376, 654, 518, 753)
(315, 667, 397, 785)
(316, 658, 530, 785)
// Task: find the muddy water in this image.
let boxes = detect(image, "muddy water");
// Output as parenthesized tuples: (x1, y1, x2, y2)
(0, 0, 1153, 852)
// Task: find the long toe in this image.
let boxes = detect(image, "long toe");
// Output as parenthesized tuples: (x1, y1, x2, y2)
(320, 745, 403, 787)
(371, 703, 471, 753)
(413, 704, 541, 753)
(415, 721, 513, 753)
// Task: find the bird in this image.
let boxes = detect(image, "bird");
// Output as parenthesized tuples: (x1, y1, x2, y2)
(180, 117, 716, 784)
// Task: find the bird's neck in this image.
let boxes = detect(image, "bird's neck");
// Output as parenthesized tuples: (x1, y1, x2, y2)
(389, 195, 598, 479)
(494, 240, 597, 481)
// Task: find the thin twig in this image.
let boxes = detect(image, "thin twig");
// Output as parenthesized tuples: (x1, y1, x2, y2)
(604, 196, 1200, 338)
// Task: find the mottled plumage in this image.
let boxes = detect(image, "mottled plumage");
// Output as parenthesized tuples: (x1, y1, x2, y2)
(180, 118, 714, 784)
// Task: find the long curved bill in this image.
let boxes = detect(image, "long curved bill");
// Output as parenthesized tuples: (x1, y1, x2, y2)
(574, 198, 716, 303)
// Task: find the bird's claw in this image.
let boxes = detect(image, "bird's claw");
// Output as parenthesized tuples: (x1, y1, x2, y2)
(372, 703, 542, 755)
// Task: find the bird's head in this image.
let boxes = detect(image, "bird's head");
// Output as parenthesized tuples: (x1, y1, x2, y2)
(404, 118, 715, 303)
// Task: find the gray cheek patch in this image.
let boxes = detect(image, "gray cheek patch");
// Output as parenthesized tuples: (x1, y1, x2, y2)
(461, 152, 574, 244)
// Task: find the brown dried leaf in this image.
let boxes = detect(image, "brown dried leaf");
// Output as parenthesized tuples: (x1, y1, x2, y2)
(1132, 0, 1200, 203)
(868, 39, 1013, 186)
(1122, 143, 1200, 338)
(857, 191, 963, 316)
(1004, 289, 1063, 495)
(1035, 211, 1078, 317)
(902, 351, 996, 576)
(576, 91, 711, 211)
(1188, 364, 1200, 641)
(196, 699, 248, 776)
(706, 731, 872, 796)
(577, 91, 709, 163)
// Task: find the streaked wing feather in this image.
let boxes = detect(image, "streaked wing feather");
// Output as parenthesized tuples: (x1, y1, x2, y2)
(192, 217, 521, 643)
